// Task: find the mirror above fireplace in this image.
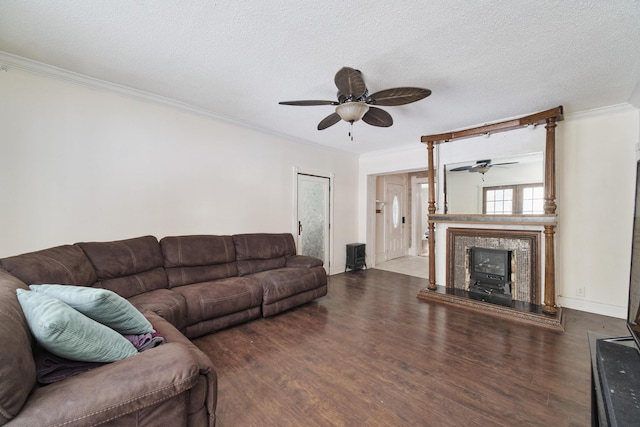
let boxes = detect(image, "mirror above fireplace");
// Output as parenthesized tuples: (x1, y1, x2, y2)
(445, 152, 543, 214)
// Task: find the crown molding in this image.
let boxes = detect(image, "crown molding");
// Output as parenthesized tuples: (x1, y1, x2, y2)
(565, 103, 637, 121)
(0, 51, 355, 155)
(359, 142, 426, 159)
(0, 51, 202, 112)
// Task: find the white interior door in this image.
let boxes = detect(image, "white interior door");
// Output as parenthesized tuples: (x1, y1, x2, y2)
(297, 174, 330, 271)
(386, 182, 405, 260)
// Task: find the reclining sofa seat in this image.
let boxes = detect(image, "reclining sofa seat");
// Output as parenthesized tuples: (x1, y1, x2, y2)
(232, 233, 328, 317)
(160, 235, 263, 338)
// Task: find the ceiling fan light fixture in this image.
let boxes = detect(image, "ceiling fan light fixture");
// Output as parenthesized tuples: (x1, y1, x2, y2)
(335, 102, 369, 123)
(474, 165, 491, 174)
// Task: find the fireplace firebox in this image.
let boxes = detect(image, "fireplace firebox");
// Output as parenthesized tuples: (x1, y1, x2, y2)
(469, 247, 512, 307)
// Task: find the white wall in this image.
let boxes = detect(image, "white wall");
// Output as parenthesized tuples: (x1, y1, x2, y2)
(556, 105, 639, 317)
(0, 67, 360, 275)
(359, 105, 640, 318)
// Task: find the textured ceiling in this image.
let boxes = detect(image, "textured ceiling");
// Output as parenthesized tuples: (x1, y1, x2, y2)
(1, 1, 639, 154)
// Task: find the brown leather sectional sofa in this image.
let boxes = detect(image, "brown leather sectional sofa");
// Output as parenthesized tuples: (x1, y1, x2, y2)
(0, 233, 327, 426)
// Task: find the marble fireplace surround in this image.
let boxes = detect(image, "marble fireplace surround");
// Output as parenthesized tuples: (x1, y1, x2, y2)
(447, 227, 541, 305)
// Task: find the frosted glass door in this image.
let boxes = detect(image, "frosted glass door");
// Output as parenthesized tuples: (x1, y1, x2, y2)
(297, 174, 330, 270)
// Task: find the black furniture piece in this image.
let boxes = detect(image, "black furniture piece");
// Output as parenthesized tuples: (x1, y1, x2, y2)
(589, 332, 640, 426)
(345, 243, 366, 272)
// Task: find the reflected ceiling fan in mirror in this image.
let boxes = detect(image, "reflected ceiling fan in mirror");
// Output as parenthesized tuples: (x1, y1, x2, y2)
(449, 159, 519, 176)
(279, 67, 431, 140)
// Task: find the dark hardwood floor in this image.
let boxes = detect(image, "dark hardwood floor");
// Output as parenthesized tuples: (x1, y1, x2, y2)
(193, 269, 628, 426)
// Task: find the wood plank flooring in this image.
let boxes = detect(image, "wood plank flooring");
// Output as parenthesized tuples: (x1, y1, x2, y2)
(193, 269, 628, 427)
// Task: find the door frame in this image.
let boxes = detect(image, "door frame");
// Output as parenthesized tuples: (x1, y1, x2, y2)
(292, 167, 334, 273)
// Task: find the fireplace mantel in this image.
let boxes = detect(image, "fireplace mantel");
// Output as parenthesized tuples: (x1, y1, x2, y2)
(429, 214, 556, 226)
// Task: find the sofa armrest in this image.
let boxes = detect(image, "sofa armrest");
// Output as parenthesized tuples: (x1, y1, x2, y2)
(144, 311, 217, 423)
(144, 311, 217, 382)
(285, 255, 323, 268)
(11, 343, 199, 427)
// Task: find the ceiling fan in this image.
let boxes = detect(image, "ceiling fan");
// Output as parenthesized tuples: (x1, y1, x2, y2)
(279, 67, 431, 137)
(449, 159, 518, 175)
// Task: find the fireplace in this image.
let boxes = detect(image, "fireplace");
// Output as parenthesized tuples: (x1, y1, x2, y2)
(417, 226, 562, 330)
(447, 227, 540, 305)
(470, 247, 512, 284)
(468, 247, 512, 306)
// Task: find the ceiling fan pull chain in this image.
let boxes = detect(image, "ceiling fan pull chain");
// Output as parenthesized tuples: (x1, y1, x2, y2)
(349, 121, 354, 141)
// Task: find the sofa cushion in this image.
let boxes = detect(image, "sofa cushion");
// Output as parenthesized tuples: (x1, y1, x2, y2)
(128, 288, 189, 332)
(0, 270, 35, 426)
(248, 266, 328, 305)
(236, 257, 286, 276)
(77, 236, 168, 298)
(30, 284, 154, 335)
(262, 286, 328, 318)
(233, 233, 297, 276)
(286, 255, 324, 268)
(16, 289, 138, 363)
(174, 277, 263, 326)
(161, 235, 238, 287)
(0, 244, 97, 286)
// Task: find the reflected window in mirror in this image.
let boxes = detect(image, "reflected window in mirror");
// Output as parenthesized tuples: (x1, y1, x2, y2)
(484, 187, 513, 214)
(522, 185, 544, 214)
(483, 183, 543, 214)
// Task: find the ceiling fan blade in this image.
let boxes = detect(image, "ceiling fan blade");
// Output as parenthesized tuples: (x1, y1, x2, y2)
(317, 112, 342, 130)
(279, 100, 338, 106)
(366, 87, 432, 106)
(334, 67, 367, 99)
(493, 161, 518, 166)
(362, 106, 393, 127)
(450, 165, 473, 172)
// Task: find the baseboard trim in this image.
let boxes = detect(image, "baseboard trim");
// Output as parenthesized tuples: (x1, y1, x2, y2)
(558, 296, 626, 319)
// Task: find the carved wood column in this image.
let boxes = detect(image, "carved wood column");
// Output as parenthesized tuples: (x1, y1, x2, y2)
(542, 118, 558, 315)
(544, 119, 557, 215)
(427, 141, 437, 290)
(543, 225, 557, 315)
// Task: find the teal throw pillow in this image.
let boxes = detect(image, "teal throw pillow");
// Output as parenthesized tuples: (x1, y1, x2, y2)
(16, 289, 138, 363)
(29, 284, 154, 335)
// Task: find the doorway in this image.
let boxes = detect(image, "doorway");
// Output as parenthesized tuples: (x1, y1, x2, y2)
(370, 171, 429, 279)
(296, 172, 331, 273)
